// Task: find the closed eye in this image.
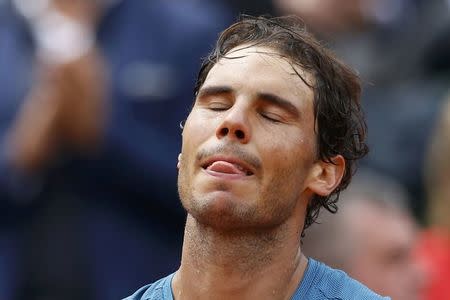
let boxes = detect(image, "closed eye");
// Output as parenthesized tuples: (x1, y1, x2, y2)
(208, 102, 230, 111)
(260, 112, 282, 123)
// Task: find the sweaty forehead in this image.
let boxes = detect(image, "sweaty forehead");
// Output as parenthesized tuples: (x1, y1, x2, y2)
(204, 45, 314, 99)
(227, 45, 312, 80)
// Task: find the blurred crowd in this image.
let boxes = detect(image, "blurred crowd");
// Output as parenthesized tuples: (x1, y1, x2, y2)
(0, 0, 449, 299)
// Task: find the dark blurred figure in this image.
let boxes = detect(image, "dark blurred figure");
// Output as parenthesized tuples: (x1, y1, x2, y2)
(422, 19, 450, 78)
(225, 0, 275, 16)
(0, 0, 230, 299)
(303, 171, 426, 300)
(273, 0, 450, 221)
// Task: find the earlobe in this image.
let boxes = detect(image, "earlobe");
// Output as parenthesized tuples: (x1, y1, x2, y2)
(307, 155, 345, 196)
(177, 153, 182, 169)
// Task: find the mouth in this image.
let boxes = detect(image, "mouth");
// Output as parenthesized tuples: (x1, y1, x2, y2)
(201, 157, 254, 177)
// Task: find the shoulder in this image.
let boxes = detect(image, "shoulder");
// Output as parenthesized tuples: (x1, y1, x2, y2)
(294, 259, 390, 300)
(122, 273, 174, 300)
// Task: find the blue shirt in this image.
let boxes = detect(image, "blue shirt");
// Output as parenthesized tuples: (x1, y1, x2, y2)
(123, 258, 390, 300)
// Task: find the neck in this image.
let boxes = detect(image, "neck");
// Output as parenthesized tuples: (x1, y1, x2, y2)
(173, 215, 308, 300)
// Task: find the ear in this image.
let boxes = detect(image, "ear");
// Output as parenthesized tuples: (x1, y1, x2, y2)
(177, 153, 182, 169)
(306, 155, 345, 197)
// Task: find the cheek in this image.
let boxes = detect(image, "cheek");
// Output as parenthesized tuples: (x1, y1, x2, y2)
(183, 111, 216, 144)
(181, 112, 219, 174)
(260, 138, 313, 189)
(263, 131, 315, 169)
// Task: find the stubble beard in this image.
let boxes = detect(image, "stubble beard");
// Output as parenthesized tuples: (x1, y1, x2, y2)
(177, 162, 301, 234)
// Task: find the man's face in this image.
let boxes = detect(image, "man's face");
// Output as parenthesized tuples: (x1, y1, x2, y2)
(349, 207, 425, 300)
(177, 45, 321, 231)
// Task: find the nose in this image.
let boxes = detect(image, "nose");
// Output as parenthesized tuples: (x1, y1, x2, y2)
(216, 107, 251, 144)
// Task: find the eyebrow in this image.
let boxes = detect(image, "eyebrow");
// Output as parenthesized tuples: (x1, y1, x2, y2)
(197, 86, 233, 98)
(197, 85, 300, 119)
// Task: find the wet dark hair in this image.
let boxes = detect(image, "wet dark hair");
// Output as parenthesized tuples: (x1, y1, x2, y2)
(194, 15, 368, 234)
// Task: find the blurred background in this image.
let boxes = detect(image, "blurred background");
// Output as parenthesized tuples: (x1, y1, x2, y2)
(0, 0, 448, 299)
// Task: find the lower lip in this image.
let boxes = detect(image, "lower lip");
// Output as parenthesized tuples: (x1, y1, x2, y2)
(202, 168, 252, 180)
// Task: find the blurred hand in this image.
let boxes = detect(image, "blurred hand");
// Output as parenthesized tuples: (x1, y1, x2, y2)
(7, 73, 62, 172)
(52, 49, 108, 152)
(7, 1, 108, 173)
(51, 0, 101, 27)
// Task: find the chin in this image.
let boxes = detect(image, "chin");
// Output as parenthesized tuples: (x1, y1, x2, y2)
(186, 192, 291, 232)
(183, 192, 259, 230)
(178, 174, 296, 232)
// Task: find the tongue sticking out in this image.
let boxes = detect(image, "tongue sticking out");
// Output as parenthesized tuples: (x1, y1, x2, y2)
(207, 161, 247, 176)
